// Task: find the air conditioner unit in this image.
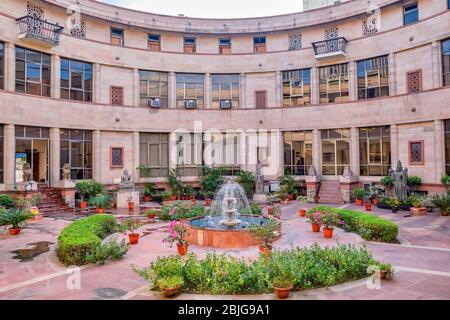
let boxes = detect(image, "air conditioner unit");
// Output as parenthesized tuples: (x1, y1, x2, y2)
(185, 99, 196, 109)
(220, 99, 231, 109)
(148, 98, 161, 108)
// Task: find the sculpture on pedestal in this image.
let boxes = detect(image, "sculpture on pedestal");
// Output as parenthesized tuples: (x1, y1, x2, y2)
(308, 165, 317, 176)
(342, 165, 353, 179)
(255, 161, 264, 195)
(118, 169, 135, 190)
(388, 160, 408, 200)
(22, 163, 32, 182)
(62, 163, 71, 181)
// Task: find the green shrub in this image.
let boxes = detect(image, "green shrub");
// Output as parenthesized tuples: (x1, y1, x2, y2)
(380, 176, 394, 187)
(158, 275, 184, 290)
(352, 188, 366, 200)
(57, 214, 120, 266)
(0, 208, 33, 228)
(200, 166, 224, 195)
(309, 206, 398, 243)
(0, 194, 14, 209)
(143, 182, 156, 196)
(242, 202, 262, 216)
(441, 175, 450, 187)
(76, 180, 103, 201)
(406, 176, 422, 187)
(158, 202, 207, 221)
(277, 174, 295, 194)
(237, 170, 256, 198)
(85, 239, 130, 265)
(88, 193, 112, 209)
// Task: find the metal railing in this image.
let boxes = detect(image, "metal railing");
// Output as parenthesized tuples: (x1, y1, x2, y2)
(312, 37, 348, 56)
(16, 15, 64, 44)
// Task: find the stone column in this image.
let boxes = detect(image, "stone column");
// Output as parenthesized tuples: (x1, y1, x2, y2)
(277, 130, 284, 178)
(51, 55, 60, 99)
(434, 120, 444, 183)
(312, 129, 321, 176)
(390, 124, 399, 166)
(240, 73, 246, 108)
(3, 124, 15, 190)
(169, 132, 177, 170)
(132, 131, 140, 181)
(388, 53, 397, 96)
(311, 66, 319, 105)
(204, 72, 211, 109)
(431, 40, 442, 89)
(275, 70, 282, 108)
(5, 42, 15, 92)
(169, 71, 176, 109)
(92, 130, 102, 183)
(350, 127, 360, 177)
(49, 127, 60, 187)
(133, 68, 140, 107)
(93, 63, 101, 104)
(348, 61, 357, 101)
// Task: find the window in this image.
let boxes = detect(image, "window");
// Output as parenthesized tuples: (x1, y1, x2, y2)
(0, 124, 3, 183)
(110, 147, 124, 168)
(211, 74, 240, 109)
(139, 70, 169, 108)
(110, 86, 124, 105)
(139, 133, 169, 177)
(219, 38, 231, 54)
(445, 120, 450, 174)
(254, 36, 266, 53)
(321, 129, 350, 176)
(110, 28, 124, 46)
(324, 26, 339, 40)
(0, 42, 4, 89)
(357, 55, 389, 100)
(60, 129, 92, 180)
(15, 46, 51, 97)
(148, 34, 161, 51)
(407, 70, 422, 93)
(70, 18, 85, 39)
(442, 39, 450, 86)
(255, 91, 267, 108)
(176, 73, 204, 109)
(176, 132, 203, 176)
(359, 126, 390, 176)
(205, 132, 241, 175)
(27, 2, 44, 19)
(409, 141, 424, 165)
(319, 63, 349, 103)
(184, 37, 196, 54)
(283, 131, 313, 176)
(60, 58, 92, 102)
(362, 16, 378, 37)
(404, 3, 418, 25)
(282, 69, 311, 106)
(288, 33, 302, 51)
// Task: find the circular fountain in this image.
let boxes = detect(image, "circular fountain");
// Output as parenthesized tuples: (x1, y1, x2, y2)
(187, 179, 274, 248)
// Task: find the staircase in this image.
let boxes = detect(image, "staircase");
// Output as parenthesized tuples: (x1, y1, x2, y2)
(37, 188, 73, 216)
(317, 181, 344, 204)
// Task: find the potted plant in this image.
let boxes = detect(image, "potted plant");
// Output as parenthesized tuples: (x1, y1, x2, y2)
(387, 196, 401, 213)
(364, 196, 372, 211)
(267, 206, 281, 219)
(203, 191, 214, 206)
(127, 195, 135, 211)
(380, 176, 394, 188)
(441, 174, 450, 191)
(266, 193, 278, 215)
(146, 209, 158, 219)
(121, 218, 142, 245)
(161, 191, 173, 203)
(320, 211, 343, 238)
(409, 194, 427, 216)
(272, 276, 293, 299)
(76, 180, 91, 209)
(352, 188, 366, 206)
(157, 275, 184, 298)
(0, 208, 33, 235)
(237, 170, 256, 199)
(298, 208, 307, 217)
(277, 187, 289, 204)
(431, 193, 450, 216)
(249, 220, 281, 258)
(306, 210, 322, 232)
(89, 193, 112, 213)
(0, 194, 14, 209)
(167, 169, 183, 200)
(143, 182, 156, 202)
(369, 261, 393, 280)
(278, 174, 295, 200)
(407, 176, 422, 192)
(163, 221, 190, 255)
(367, 185, 381, 205)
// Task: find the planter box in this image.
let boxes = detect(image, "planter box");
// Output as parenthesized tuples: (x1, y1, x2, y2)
(410, 207, 427, 216)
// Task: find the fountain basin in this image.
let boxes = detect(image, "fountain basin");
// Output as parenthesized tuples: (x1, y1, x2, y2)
(187, 216, 278, 248)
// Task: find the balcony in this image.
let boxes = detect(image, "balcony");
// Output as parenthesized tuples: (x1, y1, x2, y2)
(312, 37, 348, 60)
(16, 16, 64, 47)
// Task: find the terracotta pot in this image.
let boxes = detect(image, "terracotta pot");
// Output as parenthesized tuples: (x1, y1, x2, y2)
(128, 202, 135, 210)
(442, 210, 449, 217)
(411, 207, 427, 216)
(143, 195, 151, 202)
(259, 245, 272, 258)
(170, 195, 177, 201)
(371, 198, 380, 205)
(96, 208, 105, 214)
(311, 223, 321, 232)
(365, 203, 372, 211)
(161, 285, 181, 298)
(379, 270, 388, 280)
(267, 207, 275, 216)
(8, 227, 21, 235)
(298, 209, 306, 217)
(288, 193, 294, 201)
(128, 233, 139, 245)
(323, 227, 333, 238)
(176, 243, 188, 256)
(147, 213, 156, 219)
(205, 198, 212, 206)
(273, 286, 293, 299)
(191, 199, 196, 205)
(79, 201, 87, 209)
(355, 199, 363, 206)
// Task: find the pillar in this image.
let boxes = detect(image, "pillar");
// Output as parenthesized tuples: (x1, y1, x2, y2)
(388, 53, 397, 96)
(3, 124, 15, 190)
(431, 40, 442, 89)
(5, 42, 15, 92)
(169, 71, 176, 109)
(390, 124, 399, 166)
(132, 131, 140, 181)
(277, 130, 284, 177)
(204, 72, 211, 109)
(93, 63, 101, 104)
(169, 132, 177, 170)
(350, 127, 360, 176)
(275, 70, 282, 108)
(434, 120, 444, 183)
(240, 73, 246, 108)
(312, 129, 321, 176)
(348, 61, 357, 101)
(133, 68, 139, 107)
(49, 127, 60, 187)
(92, 130, 101, 182)
(311, 66, 319, 105)
(51, 55, 60, 99)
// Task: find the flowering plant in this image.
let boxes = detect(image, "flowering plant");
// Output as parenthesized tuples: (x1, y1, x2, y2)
(249, 220, 281, 249)
(119, 217, 142, 234)
(306, 210, 323, 225)
(163, 221, 190, 247)
(320, 211, 344, 229)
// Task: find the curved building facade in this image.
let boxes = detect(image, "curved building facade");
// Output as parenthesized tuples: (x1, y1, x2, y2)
(0, 0, 449, 199)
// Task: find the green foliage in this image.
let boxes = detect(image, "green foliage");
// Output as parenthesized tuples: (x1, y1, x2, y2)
(161, 191, 173, 200)
(406, 176, 422, 187)
(249, 220, 281, 248)
(277, 174, 295, 194)
(158, 202, 207, 221)
(441, 175, 450, 187)
(408, 194, 424, 208)
(143, 182, 156, 196)
(200, 166, 224, 195)
(137, 165, 151, 177)
(135, 244, 376, 294)
(158, 275, 184, 290)
(380, 176, 394, 187)
(237, 170, 256, 198)
(88, 193, 112, 209)
(309, 206, 398, 243)
(431, 193, 450, 212)
(386, 196, 401, 209)
(0, 208, 33, 228)
(76, 180, 103, 201)
(352, 188, 366, 200)
(85, 239, 130, 265)
(276, 186, 289, 201)
(0, 194, 14, 209)
(272, 276, 293, 288)
(242, 202, 262, 216)
(57, 214, 120, 266)
(167, 169, 184, 197)
(296, 195, 308, 202)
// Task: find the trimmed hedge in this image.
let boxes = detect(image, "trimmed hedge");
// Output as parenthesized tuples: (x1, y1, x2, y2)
(309, 206, 398, 243)
(57, 214, 119, 266)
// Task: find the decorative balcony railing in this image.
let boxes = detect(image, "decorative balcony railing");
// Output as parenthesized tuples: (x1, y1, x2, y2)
(312, 37, 348, 59)
(16, 16, 64, 46)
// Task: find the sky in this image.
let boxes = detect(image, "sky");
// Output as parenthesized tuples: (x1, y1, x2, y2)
(100, 0, 303, 19)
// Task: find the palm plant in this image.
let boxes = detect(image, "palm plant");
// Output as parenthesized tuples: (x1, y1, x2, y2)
(0, 208, 33, 229)
(237, 170, 256, 198)
(143, 182, 156, 197)
(277, 174, 295, 195)
(89, 193, 112, 209)
(167, 169, 184, 198)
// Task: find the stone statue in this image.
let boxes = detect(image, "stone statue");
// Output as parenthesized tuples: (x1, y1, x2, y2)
(255, 161, 264, 194)
(342, 165, 353, 179)
(308, 165, 317, 176)
(388, 160, 409, 200)
(62, 163, 71, 181)
(22, 163, 32, 182)
(118, 169, 135, 190)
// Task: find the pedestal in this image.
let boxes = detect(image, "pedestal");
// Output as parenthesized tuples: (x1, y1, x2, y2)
(339, 176, 359, 203)
(115, 190, 140, 209)
(17, 181, 38, 192)
(253, 193, 267, 203)
(59, 180, 76, 208)
(305, 176, 320, 203)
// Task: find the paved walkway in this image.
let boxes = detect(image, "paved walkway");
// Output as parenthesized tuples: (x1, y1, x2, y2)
(0, 202, 449, 300)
